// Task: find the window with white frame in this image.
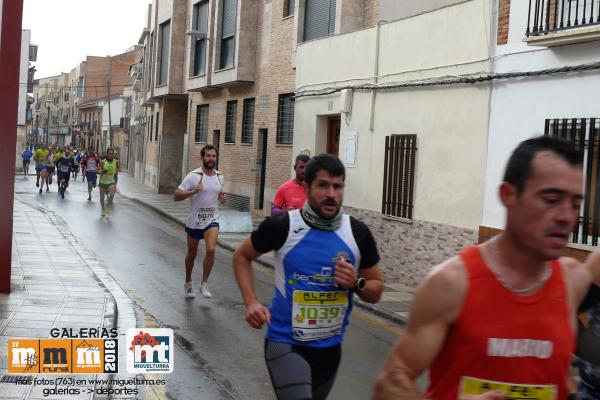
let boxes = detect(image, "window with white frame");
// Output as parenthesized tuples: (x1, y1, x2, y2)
(303, 0, 336, 42)
(192, 1, 209, 77)
(219, 0, 237, 70)
(157, 21, 171, 85)
(195, 105, 209, 143)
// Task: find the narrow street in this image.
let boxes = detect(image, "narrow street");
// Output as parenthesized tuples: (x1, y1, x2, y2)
(13, 174, 416, 400)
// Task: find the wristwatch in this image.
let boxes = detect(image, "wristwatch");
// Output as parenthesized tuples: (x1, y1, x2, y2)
(354, 277, 366, 292)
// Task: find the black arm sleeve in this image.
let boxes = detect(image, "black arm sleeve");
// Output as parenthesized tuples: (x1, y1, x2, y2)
(250, 214, 290, 254)
(579, 283, 600, 313)
(350, 217, 381, 269)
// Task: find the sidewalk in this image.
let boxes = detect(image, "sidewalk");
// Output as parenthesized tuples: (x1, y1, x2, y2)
(117, 173, 415, 325)
(0, 197, 137, 399)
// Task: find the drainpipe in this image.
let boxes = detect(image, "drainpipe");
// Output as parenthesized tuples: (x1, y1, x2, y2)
(369, 21, 385, 132)
(182, 96, 192, 179)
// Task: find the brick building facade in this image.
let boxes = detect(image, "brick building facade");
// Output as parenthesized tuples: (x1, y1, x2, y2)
(185, 0, 297, 213)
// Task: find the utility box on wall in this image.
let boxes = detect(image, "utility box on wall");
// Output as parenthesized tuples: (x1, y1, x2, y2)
(340, 89, 352, 114)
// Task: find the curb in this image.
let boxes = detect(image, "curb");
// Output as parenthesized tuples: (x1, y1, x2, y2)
(124, 194, 407, 326)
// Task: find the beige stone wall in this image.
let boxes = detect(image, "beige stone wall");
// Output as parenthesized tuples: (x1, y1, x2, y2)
(345, 205, 477, 286)
(363, 0, 379, 28)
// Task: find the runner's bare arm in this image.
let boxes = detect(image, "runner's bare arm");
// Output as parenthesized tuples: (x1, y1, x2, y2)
(583, 249, 600, 287)
(233, 238, 271, 328)
(173, 185, 201, 201)
(372, 258, 467, 400)
(334, 258, 383, 303)
(358, 265, 384, 303)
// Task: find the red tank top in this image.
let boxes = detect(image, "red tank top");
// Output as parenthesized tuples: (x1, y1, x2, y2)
(427, 246, 574, 400)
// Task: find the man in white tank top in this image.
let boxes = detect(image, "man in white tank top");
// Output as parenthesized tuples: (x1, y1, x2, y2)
(174, 145, 225, 299)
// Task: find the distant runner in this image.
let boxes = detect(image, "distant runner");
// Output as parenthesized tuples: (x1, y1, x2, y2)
(271, 154, 310, 216)
(83, 147, 99, 201)
(56, 148, 75, 199)
(174, 145, 225, 299)
(34, 145, 50, 194)
(98, 148, 120, 217)
(21, 147, 33, 175)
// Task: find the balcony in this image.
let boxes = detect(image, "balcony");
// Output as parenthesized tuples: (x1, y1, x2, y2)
(524, 0, 600, 46)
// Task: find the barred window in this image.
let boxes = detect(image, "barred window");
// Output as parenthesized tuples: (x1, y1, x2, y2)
(225, 100, 237, 143)
(276, 93, 294, 144)
(195, 105, 209, 143)
(545, 118, 600, 246)
(382, 134, 417, 219)
(241, 98, 255, 144)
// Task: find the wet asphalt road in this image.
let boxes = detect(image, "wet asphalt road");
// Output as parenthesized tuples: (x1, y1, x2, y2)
(13, 174, 417, 400)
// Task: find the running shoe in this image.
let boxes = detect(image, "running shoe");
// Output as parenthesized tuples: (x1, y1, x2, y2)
(200, 283, 212, 298)
(39, 188, 42, 194)
(36, 181, 39, 187)
(185, 282, 196, 298)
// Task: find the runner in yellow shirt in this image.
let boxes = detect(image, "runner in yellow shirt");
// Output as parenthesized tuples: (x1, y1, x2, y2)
(34, 145, 50, 194)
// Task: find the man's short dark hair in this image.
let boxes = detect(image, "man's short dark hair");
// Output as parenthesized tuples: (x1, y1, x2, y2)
(294, 154, 310, 167)
(305, 154, 345, 187)
(106, 148, 114, 154)
(503, 135, 582, 195)
(201, 144, 217, 157)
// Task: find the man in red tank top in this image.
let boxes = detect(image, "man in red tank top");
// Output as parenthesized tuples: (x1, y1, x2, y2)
(373, 136, 600, 400)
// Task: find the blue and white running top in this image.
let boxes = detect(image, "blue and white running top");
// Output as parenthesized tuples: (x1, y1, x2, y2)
(251, 209, 380, 348)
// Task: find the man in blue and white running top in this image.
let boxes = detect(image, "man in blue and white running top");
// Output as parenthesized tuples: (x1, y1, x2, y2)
(234, 154, 383, 400)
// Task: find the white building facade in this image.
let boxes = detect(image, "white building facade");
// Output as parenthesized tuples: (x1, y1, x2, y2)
(482, 0, 600, 252)
(293, 0, 493, 285)
(15, 29, 31, 169)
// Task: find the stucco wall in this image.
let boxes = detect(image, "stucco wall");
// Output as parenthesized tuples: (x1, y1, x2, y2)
(482, 0, 600, 230)
(294, 0, 492, 230)
(379, 0, 470, 23)
(18, 30, 30, 126)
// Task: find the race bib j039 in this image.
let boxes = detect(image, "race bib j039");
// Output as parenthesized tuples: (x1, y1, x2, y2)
(292, 291, 347, 341)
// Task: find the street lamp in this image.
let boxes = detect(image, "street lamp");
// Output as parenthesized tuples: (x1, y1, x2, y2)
(45, 99, 52, 145)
